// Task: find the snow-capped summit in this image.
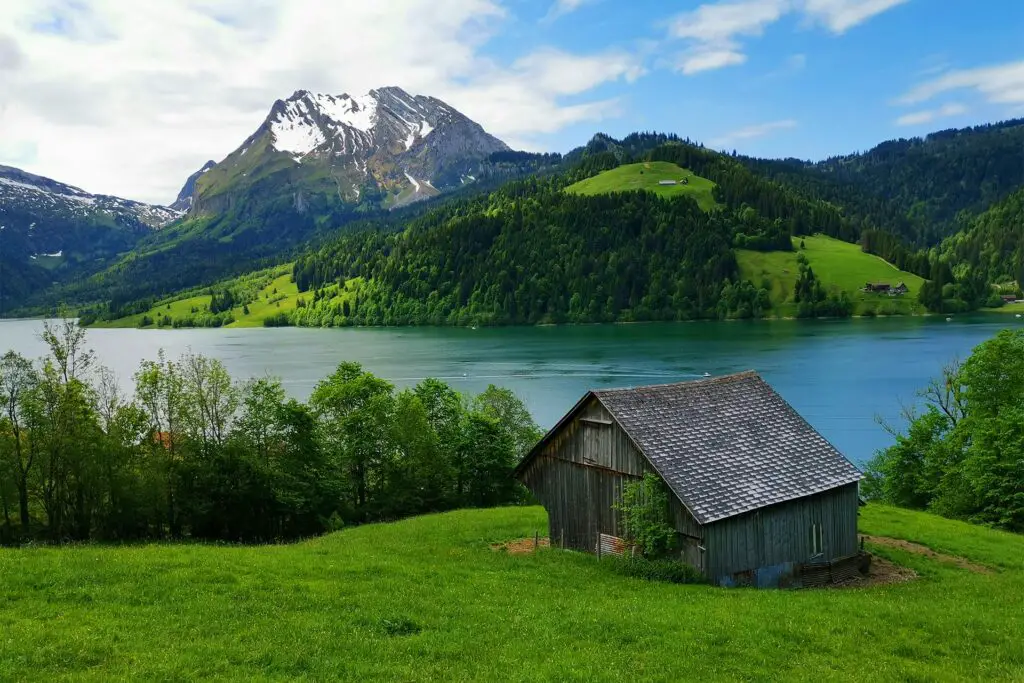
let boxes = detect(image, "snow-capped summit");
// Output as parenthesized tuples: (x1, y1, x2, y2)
(186, 86, 510, 214)
(0, 164, 181, 307)
(0, 165, 180, 230)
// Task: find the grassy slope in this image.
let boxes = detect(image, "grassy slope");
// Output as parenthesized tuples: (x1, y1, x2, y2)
(94, 267, 301, 329)
(94, 267, 364, 329)
(566, 161, 720, 211)
(738, 235, 928, 317)
(1, 505, 1021, 681)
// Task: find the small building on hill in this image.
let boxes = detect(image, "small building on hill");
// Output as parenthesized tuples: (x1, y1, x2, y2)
(658, 179, 678, 186)
(515, 371, 864, 588)
(864, 282, 892, 293)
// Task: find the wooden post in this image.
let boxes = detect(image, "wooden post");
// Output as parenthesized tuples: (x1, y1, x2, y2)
(560, 528, 564, 549)
(596, 533, 602, 561)
(534, 531, 539, 550)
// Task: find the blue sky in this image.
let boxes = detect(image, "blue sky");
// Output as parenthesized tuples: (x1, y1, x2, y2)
(505, 0, 1024, 160)
(1, 0, 1022, 203)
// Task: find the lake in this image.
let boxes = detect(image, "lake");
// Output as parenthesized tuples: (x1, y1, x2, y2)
(1, 316, 1020, 466)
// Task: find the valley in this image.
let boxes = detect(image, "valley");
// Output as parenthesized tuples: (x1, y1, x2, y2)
(3, 6, 1024, 683)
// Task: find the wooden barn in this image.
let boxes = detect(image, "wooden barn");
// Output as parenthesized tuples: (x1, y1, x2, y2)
(515, 371, 864, 588)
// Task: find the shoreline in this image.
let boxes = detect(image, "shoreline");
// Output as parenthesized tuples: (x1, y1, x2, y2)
(59, 308, 1024, 331)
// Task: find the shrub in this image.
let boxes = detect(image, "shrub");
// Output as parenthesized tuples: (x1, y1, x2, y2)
(605, 554, 705, 584)
(612, 473, 676, 558)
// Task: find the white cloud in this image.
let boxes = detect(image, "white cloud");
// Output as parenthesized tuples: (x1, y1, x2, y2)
(801, 0, 911, 34)
(0, 1, 642, 204)
(895, 102, 967, 127)
(711, 119, 797, 146)
(678, 49, 747, 75)
(543, 0, 599, 23)
(666, 0, 907, 74)
(898, 60, 1024, 107)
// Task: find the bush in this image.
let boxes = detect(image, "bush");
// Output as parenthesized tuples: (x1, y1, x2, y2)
(605, 554, 705, 584)
(612, 473, 676, 557)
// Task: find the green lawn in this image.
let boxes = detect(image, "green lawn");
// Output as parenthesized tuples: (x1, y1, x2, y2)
(1, 504, 1021, 681)
(738, 234, 928, 317)
(566, 161, 720, 211)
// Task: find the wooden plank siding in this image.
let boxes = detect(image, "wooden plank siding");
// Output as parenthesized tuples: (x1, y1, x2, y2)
(519, 397, 704, 562)
(702, 483, 860, 580)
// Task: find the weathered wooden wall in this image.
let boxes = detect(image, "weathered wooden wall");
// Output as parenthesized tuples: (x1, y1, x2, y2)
(702, 482, 860, 580)
(519, 397, 704, 567)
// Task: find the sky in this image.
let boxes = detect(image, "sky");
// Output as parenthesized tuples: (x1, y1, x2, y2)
(0, 1, 1022, 205)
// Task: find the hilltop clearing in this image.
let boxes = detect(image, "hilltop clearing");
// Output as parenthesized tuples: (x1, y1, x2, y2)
(565, 161, 719, 211)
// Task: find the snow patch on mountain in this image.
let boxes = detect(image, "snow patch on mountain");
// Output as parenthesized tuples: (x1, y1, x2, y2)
(315, 93, 378, 133)
(272, 112, 327, 157)
(0, 172, 178, 227)
(404, 172, 421, 193)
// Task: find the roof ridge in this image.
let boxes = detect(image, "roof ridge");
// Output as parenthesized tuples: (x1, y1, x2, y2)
(593, 369, 759, 395)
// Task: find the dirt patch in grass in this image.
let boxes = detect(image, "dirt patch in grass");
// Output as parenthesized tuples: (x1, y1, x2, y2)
(864, 535, 994, 574)
(828, 553, 919, 588)
(491, 537, 550, 554)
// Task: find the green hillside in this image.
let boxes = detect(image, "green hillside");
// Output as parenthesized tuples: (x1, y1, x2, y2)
(1, 505, 1021, 681)
(89, 265, 360, 329)
(566, 161, 719, 211)
(739, 235, 928, 316)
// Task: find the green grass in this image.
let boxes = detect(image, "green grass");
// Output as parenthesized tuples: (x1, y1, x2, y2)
(1, 504, 1021, 681)
(738, 235, 928, 317)
(94, 266, 366, 329)
(565, 161, 720, 211)
(981, 301, 1024, 315)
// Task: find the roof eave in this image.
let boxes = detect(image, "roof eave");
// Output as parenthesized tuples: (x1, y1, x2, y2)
(699, 476, 864, 525)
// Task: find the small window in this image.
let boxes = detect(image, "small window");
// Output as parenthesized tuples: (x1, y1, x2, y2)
(810, 523, 823, 556)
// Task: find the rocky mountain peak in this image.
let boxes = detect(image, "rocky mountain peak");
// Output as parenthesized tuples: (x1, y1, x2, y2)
(171, 160, 217, 212)
(186, 86, 511, 214)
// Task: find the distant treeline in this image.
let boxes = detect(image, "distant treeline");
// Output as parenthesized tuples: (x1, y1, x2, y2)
(0, 320, 541, 544)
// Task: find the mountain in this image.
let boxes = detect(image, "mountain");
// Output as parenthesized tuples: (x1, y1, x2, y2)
(26, 87, 543, 314)
(189, 86, 510, 216)
(0, 164, 180, 312)
(171, 160, 217, 212)
(738, 118, 1024, 246)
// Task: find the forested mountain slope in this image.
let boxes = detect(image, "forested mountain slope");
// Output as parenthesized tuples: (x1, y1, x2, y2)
(941, 186, 1024, 287)
(740, 118, 1024, 246)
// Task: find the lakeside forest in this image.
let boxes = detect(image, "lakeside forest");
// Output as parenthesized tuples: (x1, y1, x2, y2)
(0, 320, 541, 544)
(62, 127, 1024, 329)
(2, 319, 1023, 544)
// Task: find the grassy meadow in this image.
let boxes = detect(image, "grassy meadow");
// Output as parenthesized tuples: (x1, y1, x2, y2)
(1, 504, 1022, 681)
(738, 234, 928, 317)
(565, 161, 720, 211)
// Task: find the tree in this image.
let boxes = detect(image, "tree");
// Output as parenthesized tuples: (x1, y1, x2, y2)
(866, 329, 1024, 531)
(310, 362, 396, 520)
(0, 351, 39, 531)
(472, 385, 543, 460)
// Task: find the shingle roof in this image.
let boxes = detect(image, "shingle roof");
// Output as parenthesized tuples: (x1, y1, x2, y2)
(592, 371, 862, 524)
